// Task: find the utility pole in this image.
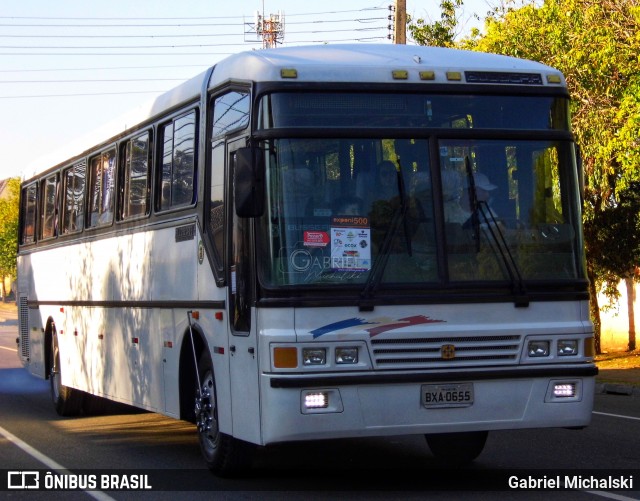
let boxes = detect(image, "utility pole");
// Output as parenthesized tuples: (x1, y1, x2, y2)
(394, 0, 406, 44)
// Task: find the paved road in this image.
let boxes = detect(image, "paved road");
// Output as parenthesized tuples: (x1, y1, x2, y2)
(1, 309, 639, 500)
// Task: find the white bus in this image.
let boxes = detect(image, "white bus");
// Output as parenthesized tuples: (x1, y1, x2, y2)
(17, 44, 597, 475)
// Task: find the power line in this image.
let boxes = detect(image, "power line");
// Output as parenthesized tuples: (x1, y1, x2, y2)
(0, 22, 245, 28)
(0, 90, 169, 99)
(0, 64, 208, 73)
(0, 51, 239, 56)
(0, 78, 186, 84)
(0, 23, 385, 49)
(0, 43, 261, 49)
(0, 33, 246, 39)
(286, 36, 387, 44)
(0, 6, 391, 98)
(0, 17, 385, 38)
(0, 8, 384, 21)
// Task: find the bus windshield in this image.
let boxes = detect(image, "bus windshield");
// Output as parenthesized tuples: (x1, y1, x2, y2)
(257, 136, 583, 288)
(256, 94, 584, 290)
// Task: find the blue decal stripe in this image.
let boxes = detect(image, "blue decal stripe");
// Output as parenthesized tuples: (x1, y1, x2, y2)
(310, 318, 375, 338)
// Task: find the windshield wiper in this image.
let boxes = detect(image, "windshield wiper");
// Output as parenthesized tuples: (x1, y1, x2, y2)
(464, 156, 481, 252)
(477, 198, 529, 307)
(359, 163, 411, 310)
(463, 157, 528, 307)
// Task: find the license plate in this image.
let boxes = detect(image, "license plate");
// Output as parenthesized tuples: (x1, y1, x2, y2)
(422, 383, 474, 408)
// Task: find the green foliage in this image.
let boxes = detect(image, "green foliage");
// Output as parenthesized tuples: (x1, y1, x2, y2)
(586, 182, 640, 284)
(472, 0, 640, 206)
(470, 0, 640, 295)
(409, 0, 640, 349)
(0, 178, 20, 282)
(407, 0, 463, 47)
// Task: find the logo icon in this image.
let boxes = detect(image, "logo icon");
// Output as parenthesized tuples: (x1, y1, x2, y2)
(8, 471, 39, 489)
(440, 344, 455, 360)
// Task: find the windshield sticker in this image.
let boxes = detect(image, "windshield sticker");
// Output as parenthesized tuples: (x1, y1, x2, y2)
(330, 215, 371, 272)
(303, 230, 329, 247)
(310, 314, 444, 339)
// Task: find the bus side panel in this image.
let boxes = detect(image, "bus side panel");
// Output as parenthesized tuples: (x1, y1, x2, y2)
(26, 305, 46, 379)
(159, 307, 181, 418)
(196, 255, 234, 437)
(21, 222, 202, 414)
(17, 253, 47, 379)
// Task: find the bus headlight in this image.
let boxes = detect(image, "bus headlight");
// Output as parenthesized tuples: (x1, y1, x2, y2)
(335, 347, 358, 364)
(557, 339, 578, 356)
(528, 340, 550, 357)
(302, 348, 326, 366)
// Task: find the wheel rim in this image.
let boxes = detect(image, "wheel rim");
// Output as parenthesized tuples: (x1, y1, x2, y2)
(196, 371, 219, 454)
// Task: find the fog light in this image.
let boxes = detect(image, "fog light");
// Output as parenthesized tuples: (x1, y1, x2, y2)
(553, 383, 576, 398)
(304, 392, 328, 409)
(558, 339, 579, 356)
(336, 347, 358, 364)
(302, 348, 326, 366)
(528, 340, 550, 357)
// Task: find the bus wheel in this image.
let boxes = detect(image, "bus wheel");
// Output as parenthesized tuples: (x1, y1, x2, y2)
(195, 350, 255, 476)
(50, 342, 83, 417)
(425, 431, 488, 465)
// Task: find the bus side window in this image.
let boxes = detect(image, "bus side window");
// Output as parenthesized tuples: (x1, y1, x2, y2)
(207, 91, 250, 280)
(88, 148, 116, 228)
(20, 184, 38, 245)
(158, 110, 197, 211)
(121, 132, 151, 220)
(62, 161, 86, 234)
(209, 141, 225, 274)
(40, 173, 59, 240)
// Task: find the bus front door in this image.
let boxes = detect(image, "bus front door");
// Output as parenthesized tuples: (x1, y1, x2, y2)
(227, 142, 261, 444)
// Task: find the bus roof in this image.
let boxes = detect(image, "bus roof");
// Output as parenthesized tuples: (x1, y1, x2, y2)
(24, 44, 565, 180)
(210, 44, 563, 86)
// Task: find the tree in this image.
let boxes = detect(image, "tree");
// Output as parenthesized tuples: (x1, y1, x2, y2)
(448, 0, 640, 352)
(587, 184, 640, 351)
(0, 178, 20, 300)
(407, 0, 464, 47)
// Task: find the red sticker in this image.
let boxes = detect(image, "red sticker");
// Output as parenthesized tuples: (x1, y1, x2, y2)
(304, 231, 329, 247)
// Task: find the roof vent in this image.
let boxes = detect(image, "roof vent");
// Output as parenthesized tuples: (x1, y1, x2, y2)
(465, 71, 543, 85)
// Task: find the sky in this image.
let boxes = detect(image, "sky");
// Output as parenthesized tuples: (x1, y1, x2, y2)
(0, 0, 493, 180)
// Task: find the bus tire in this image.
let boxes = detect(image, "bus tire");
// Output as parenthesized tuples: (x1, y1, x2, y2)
(81, 393, 110, 416)
(196, 350, 255, 476)
(50, 341, 83, 417)
(425, 431, 488, 465)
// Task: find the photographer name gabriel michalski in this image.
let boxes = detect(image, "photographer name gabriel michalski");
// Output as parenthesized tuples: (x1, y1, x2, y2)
(508, 474, 634, 490)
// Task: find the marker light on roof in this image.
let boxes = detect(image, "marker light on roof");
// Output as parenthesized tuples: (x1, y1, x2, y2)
(280, 68, 298, 79)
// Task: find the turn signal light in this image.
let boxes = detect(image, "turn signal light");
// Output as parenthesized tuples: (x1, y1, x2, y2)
(273, 347, 297, 368)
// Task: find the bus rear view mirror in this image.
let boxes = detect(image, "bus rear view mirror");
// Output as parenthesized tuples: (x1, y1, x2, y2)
(234, 147, 265, 218)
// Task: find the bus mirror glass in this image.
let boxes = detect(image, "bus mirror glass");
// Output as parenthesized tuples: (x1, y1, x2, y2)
(234, 147, 265, 218)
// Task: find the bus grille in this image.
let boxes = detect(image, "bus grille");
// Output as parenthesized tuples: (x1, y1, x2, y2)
(18, 296, 30, 359)
(371, 334, 521, 369)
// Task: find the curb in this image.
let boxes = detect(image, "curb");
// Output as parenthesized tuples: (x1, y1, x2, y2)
(595, 382, 640, 397)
